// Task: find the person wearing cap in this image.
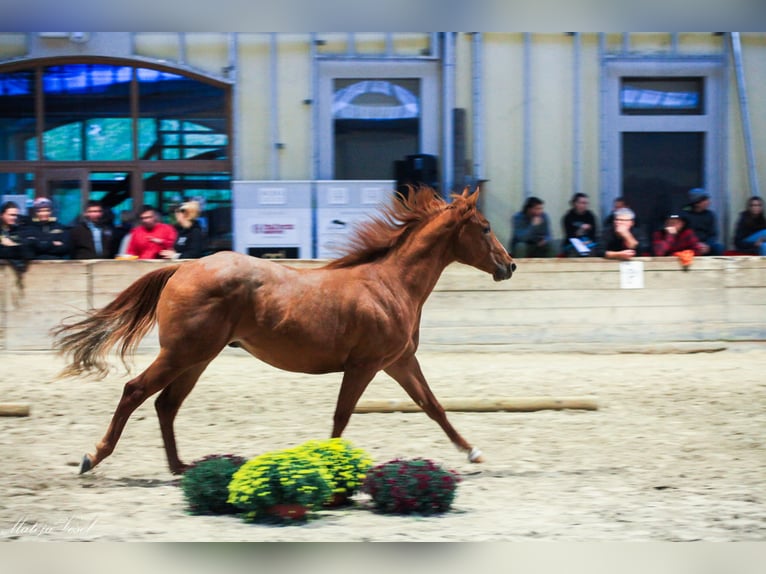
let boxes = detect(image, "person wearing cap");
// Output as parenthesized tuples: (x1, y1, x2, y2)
(159, 200, 206, 259)
(652, 213, 705, 257)
(683, 188, 723, 255)
(21, 197, 71, 260)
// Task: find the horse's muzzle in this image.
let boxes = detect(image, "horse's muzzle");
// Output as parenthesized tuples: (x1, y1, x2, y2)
(493, 262, 515, 282)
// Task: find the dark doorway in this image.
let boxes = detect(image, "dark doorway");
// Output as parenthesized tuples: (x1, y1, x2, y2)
(622, 131, 704, 236)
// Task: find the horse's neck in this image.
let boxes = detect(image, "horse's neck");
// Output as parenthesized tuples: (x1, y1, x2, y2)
(380, 223, 454, 304)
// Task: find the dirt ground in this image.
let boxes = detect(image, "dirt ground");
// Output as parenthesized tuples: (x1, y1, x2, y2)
(1, 343, 765, 542)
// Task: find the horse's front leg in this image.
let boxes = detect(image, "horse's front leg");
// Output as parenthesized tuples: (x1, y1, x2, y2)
(331, 365, 379, 438)
(384, 353, 483, 463)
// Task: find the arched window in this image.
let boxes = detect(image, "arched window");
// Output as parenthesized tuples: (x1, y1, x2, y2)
(0, 59, 232, 250)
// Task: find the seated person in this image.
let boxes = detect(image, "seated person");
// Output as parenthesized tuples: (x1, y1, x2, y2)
(510, 196, 553, 258)
(21, 197, 71, 260)
(733, 196, 766, 255)
(1, 200, 34, 275)
(599, 207, 639, 261)
(561, 192, 598, 257)
(125, 205, 178, 260)
(652, 214, 705, 256)
(683, 188, 722, 255)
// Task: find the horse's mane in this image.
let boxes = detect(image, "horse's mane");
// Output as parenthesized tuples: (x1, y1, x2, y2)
(324, 186, 470, 269)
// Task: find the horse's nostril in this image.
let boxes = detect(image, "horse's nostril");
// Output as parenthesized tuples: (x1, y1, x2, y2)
(510, 263, 517, 273)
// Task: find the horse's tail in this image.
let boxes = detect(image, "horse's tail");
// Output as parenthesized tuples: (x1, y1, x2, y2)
(51, 264, 181, 379)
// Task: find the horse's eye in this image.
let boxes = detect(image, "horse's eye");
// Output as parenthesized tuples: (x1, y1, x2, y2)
(483, 225, 491, 234)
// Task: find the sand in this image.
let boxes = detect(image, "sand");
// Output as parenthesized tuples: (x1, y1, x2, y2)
(1, 344, 765, 541)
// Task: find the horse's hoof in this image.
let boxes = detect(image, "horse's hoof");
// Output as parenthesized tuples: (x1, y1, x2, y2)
(468, 447, 484, 463)
(170, 463, 189, 475)
(79, 454, 93, 474)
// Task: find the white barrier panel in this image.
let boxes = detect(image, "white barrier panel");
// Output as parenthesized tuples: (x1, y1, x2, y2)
(315, 180, 394, 259)
(232, 181, 313, 258)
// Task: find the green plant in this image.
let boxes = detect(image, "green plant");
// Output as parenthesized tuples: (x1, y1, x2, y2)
(362, 458, 461, 515)
(296, 438, 373, 499)
(227, 447, 333, 522)
(180, 454, 247, 515)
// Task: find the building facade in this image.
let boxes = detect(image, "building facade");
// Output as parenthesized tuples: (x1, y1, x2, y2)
(0, 32, 763, 254)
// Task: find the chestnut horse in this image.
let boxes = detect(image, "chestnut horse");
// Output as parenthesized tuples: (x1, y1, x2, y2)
(52, 187, 515, 475)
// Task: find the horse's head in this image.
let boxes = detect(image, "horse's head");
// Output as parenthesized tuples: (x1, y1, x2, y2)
(450, 188, 516, 282)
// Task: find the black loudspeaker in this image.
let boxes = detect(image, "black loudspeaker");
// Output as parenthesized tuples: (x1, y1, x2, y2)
(396, 153, 439, 196)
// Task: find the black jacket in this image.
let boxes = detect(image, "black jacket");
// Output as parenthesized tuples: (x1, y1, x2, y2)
(174, 221, 206, 259)
(70, 220, 116, 259)
(21, 218, 72, 260)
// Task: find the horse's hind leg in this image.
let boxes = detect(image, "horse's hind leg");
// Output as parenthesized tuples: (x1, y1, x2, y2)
(81, 352, 181, 474)
(384, 354, 483, 463)
(331, 365, 378, 438)
(154, 361, 210, 475)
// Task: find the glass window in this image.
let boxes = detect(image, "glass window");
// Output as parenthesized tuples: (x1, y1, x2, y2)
(621, 77, 705, 115)
(138, 69, 228, 160)
(43, 64, 134, 160)
(0, 69, 36, 161)
(0, 172, 35, 214)
(333, 78, 420, 179)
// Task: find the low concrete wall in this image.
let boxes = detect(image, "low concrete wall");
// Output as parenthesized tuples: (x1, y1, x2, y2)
(1, 257, 765, 352)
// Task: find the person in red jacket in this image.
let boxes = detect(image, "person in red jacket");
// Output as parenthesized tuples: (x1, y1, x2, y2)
(652, 214, 705, 256)
(125, 205, 178, 259)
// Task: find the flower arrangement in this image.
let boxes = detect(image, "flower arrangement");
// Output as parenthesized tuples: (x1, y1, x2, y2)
(362, 458, 461, 515)
(227, 447, 334, 522)
(180, 454, 247, 515)
(296, 438, 373, 503)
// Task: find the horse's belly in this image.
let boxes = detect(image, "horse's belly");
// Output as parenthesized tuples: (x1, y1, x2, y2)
(239, 339, 347, 374)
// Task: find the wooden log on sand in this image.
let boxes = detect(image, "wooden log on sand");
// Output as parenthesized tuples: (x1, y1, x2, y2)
(0, 403, 30, 417)
(354, 396, 598, 413)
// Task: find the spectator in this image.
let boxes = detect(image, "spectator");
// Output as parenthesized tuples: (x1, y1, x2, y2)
(603, 197, 648, 255)
(600, 207, 640, 261)
(510, 196, 553, 258)
(160, 200, 206, 259)
(683, 188, 723, 255)
(22, 197, 71, 260)
(126, 205, 178, 259)
(561, 192, 598, 256)
(1, 200, 33, 278)
(70, 200, 116, 259)
(733, 196, 766, 255)
(652, 213, 705, 256)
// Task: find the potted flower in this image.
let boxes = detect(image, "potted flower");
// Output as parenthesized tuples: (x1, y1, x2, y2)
(180, 454, 247, 515)
(227, 447, 333, 523)
(296, 438, 373, 506)
(362, 458, 461, 515)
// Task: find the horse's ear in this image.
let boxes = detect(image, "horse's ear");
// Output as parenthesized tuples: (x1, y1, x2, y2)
(466, 188, 480, 207)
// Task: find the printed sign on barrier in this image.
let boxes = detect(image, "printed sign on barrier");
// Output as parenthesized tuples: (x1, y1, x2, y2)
(232, 181, 313, 258)
(315, 180, 394, 259)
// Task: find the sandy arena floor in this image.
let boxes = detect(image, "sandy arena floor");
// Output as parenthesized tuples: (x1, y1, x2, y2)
(1, 344, 765, 541)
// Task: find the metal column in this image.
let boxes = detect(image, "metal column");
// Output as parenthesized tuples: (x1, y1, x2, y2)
(441, 32, 456, 196)
(269, 33, 281, 180)
(572, 32, 582, 199)
(471, 33, 484, 189)
(523, 33, 532, 198)
(731, 32, 761, 197)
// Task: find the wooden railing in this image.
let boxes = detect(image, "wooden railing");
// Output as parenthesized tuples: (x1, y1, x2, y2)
(1, 256, 764, 352)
